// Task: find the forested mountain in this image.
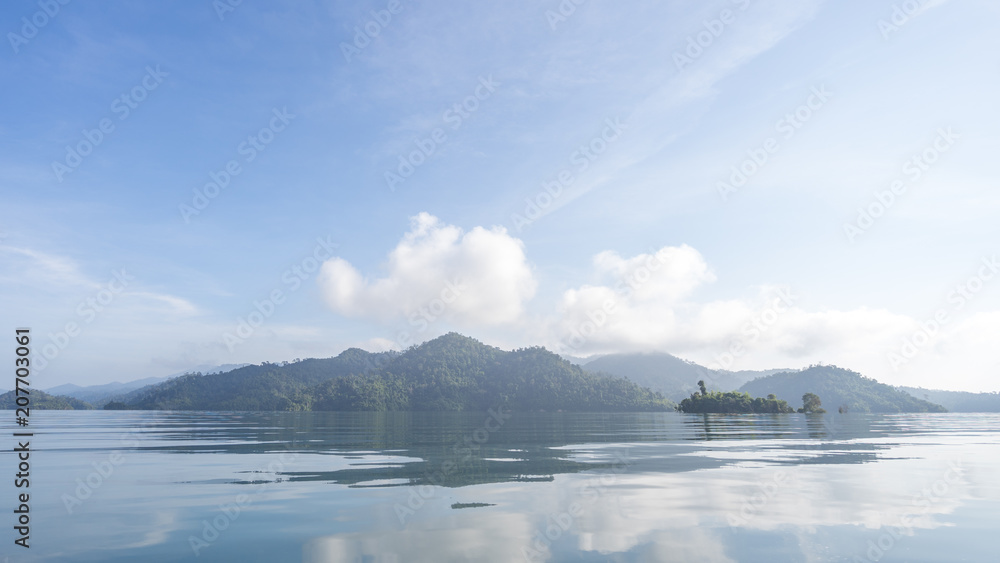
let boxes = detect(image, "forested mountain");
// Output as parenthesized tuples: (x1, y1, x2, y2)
(558, 353, 597, 366)
(116, 334, 673, 412)
(740, 366, 947, 413)
(125, 348, 397, 410)
(580, 352, 770, 401)
(10, 338, 980, 414)
(0, 389, 93, 410)
(899, 387, 1000, 412)
(46, 376, 172, 405)
(44, 363, 249, 405)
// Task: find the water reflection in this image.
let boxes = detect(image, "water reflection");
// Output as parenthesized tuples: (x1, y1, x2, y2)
(2, 412, 997, 562)
(76, 412, 962, 488)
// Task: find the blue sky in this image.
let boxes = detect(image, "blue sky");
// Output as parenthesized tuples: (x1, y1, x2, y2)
(2, 0, 998, 391)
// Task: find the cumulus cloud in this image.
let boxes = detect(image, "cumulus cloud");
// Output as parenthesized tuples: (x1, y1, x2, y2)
(317, 213, 536, 326)
(550, 244, 719, 353)
(315, 217, 997, 390)
(548, 243, 898, 362)
(545, 245, 998, 390)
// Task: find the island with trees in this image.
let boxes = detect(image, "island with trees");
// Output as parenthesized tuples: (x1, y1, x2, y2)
(678, 382, 833, 415)
(679, 379, 795, 413)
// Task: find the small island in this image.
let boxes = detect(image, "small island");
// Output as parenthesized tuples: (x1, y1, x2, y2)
(679, 380, 826, 414)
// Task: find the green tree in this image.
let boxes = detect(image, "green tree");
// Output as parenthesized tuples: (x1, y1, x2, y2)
(698, 380, 707, 396)
(798, 392, 827, 414)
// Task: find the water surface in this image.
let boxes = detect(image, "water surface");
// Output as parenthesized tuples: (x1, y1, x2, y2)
(2, 411, 997, 562)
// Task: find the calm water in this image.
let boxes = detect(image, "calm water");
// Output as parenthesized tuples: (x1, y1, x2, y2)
(2, 411, 998, 562)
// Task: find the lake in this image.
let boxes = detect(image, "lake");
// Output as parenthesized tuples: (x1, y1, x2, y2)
(3, 411, 998, 562)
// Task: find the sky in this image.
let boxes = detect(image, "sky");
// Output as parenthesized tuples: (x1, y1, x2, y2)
(1, 0, 998, 392)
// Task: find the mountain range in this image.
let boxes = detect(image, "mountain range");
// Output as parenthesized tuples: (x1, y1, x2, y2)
(7, 333, 995, 413)
(576, 352, 789, 402)
(106, 334, 671, 411)
(897, 386, 1000, 412)
(41, 363, 249, 405)
(740, 366, 947, 413)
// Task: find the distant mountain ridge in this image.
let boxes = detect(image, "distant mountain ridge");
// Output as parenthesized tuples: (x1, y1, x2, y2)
(579, 352, 785, 401)
(0, 388, 93, 410)
(740, 366, 947, 413)
(46, 377, 171, 405)
(898, 386, 1000, 412)
(43, 363, 250, 406)
(124, 351, 395, 410)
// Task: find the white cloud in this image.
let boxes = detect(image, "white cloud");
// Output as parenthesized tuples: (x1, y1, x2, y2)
(0, 246, 99, 288)
(314, 216, 998, 391)
(551, 245, 720, 353)
(317, 212, 537, 326)
(545, 245, 999, 391)
(126, 291, 201, 317)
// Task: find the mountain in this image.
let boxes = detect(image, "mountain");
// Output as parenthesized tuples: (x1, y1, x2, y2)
(125, 349, 396, 410)
(559, 353, 600, 366)
(739, 366, 947, 413)
(170, 363, 252, 376)
(899, 387, 1000, 412)
(728, 368, 795, 382)
(119, 333, 673, 412)
(44, 363, 250, 405)
(0, 389, 93, 410)
(46, 377, 170, 404)
(580, 352, 769, 401)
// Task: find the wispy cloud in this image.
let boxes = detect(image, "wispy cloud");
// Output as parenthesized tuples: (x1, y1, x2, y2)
(0, 246, 100, 289)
